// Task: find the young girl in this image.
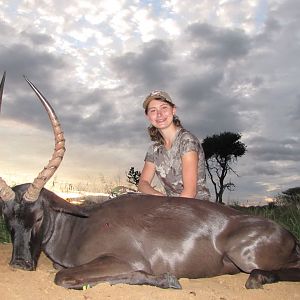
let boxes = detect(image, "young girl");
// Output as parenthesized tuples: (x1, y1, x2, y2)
(138, 90, 210, 200)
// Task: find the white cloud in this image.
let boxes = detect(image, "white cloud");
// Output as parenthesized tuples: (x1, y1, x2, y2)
(0, 0, 299, 204)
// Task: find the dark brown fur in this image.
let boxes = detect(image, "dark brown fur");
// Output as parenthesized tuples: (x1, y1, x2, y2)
(1, 186, 299, 290)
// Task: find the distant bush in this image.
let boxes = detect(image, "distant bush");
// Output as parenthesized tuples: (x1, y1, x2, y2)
(274, 187, 300, 207)
(126, 167, 141, 187)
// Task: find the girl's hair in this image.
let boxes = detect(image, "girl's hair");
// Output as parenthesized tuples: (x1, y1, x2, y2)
(145, 100, 183, 144)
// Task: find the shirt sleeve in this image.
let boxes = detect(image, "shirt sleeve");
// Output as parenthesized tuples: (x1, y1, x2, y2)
(144, 144, 155, 163)
(179, 131, 200, 156)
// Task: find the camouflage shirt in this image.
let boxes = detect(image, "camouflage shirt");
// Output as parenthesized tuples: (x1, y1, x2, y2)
(145, 128, 210, 200)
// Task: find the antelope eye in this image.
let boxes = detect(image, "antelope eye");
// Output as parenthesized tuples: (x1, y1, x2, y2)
(35, 216, 43, 223)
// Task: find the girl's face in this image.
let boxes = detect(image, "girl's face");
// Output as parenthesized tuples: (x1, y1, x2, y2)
(146, 99, 176, 130)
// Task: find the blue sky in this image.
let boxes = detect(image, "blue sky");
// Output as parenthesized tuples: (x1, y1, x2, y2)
(0, 0, 299, 204)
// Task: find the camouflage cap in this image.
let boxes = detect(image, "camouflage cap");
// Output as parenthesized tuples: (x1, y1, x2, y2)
(143, 90, 173, 109)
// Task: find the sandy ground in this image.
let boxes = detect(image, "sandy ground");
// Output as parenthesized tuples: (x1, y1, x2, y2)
(0, 243, 299, 300)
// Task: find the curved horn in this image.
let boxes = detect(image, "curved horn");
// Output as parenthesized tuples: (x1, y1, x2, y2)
(0, 72, 15, 201)
(23, 77, 66, 202)
(0, 71, 6, 113)
(0, 177, 15, 201)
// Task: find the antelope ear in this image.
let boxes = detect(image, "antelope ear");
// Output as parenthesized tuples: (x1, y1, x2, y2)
(51, 200, 89, 218)
(41, 189, 89, 218)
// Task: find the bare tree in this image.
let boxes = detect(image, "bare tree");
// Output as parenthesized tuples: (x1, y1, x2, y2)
(202, 132, 246, 203)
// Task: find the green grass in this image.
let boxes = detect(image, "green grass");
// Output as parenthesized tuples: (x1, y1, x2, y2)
(234, 204, 300, 241)
(0, 203, 299, 243)
(0, 216, 10, 243)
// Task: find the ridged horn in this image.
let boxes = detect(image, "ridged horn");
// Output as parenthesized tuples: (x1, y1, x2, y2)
(23, 76, 66, 202)
(0, 72, 16, 201)
(0, 177, 15, 201)
(0, 71, 6, 113)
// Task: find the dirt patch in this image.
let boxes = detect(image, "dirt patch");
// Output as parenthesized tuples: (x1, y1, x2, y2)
(0, 243, 299, 300)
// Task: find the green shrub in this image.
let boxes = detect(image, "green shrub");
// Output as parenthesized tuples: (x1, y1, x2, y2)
(0, 216, 10, 243)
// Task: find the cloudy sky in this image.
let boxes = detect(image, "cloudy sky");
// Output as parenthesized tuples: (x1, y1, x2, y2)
(0, 0, 299, 204)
